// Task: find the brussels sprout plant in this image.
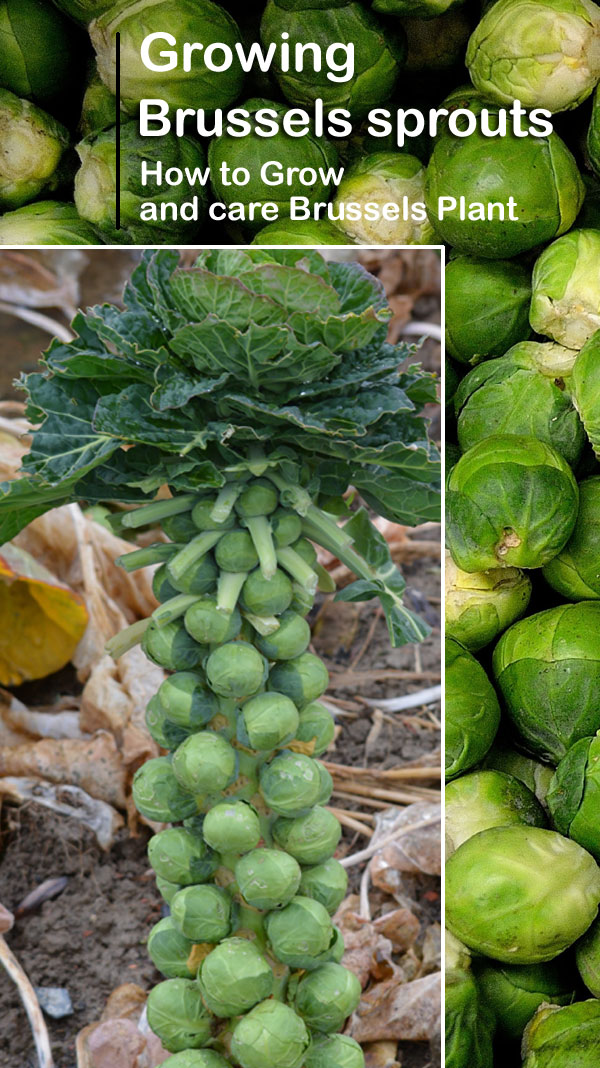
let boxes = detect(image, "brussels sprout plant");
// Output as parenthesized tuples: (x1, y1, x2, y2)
(0, 249, 440, 1068)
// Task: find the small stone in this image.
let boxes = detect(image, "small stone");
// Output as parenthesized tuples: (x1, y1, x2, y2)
(35, 986, 73, 1019)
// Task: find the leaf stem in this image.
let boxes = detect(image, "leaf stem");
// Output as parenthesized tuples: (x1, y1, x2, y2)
(217, 571, 247, 615)
(105, 617, 150, 659)
(168, 529, 224, 582)
(244, 515, 277, 580)
(152, 594, 200, 627)
(120, 495, 196, 530)
(276, 546, 318, 594)
(210, 483, 242, 524)
(116, 542, 177, 572)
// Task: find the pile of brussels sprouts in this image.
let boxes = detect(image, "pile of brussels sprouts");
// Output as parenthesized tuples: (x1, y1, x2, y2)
(445, 221, 600, 1066)
(1, 0, 600, 247)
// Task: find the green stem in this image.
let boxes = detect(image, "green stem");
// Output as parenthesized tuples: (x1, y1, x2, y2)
(105, 617, 150, 659)
(152, 593, 199, 627)
(303, 502, 354, 547)
(243, 612, 281, 637)
(211, 483, 242, 524)
(302, 516, 374, 584)
(217, 570, 247, 615)
(314, 561, 336, 593)
(244, 515, 277, 580)
(276, 546, 318, 594)
(115, 542, 177, 572)
(266, 471, 313, 515)
(168, 529, 224, 582)
(120, 495, 196, 530)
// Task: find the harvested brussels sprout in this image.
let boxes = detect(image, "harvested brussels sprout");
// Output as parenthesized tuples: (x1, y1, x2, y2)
(589, 85, 600, 175)
(445, 637, 501, 781)
(231, 998, 310, 1068)
(299, 858, 348, 915)
(132, 758, 197, 823)
(333, 153, 431, 244)
(493, 602, 600, 762)
(530, 229, 600, 349)
(0, 0, 83, 108)
(446, 435, 579, 572)
(0, 90, 69, 210)
(147, 917, 196, 980)
(571, 329, 600, 458)
(239, 691, 299, 751)
(522, 1000, 600, 1068)
(548, 731, 600, 859)
(235, 847, 301, 909)
(198, 937, 273, 1017)
(269, 652, 329, 708)
(202, 801, 261, 854)
(445, 968, 494, 1068)
(575, 914, 600, 996)
(253, 219, 349, 245)
(146, 978, 212, 1052)
(482, 742, 554, 812)
(170, 884, 232, 942)
(543, 477, 600, 599)
(446, 770, 546, 854)
(295, 962, 361, 1032)
(148, 827, 217, 886)
(172, 732, 237, 795)
(446, 825, 600, 962)
(445, 256, 532, 365)
(476, 959, 578, 1040)
(445, 552, 531, 651)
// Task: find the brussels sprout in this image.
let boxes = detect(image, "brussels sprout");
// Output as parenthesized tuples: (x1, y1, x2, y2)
(265, 895, 335, 969)
(530, 230, 600, 349)
(0, 201, 99, 245)
(333, 153, 432, 245)
(446, 825, 600, 963)
(235, 847, 301, 909)
(445, 552, 531, 652)
(148, 827, 218, 886)
(260, 752, 323, 817)
(43, 0, 111, 25)
(454, 342, 584, 466)
(543, 477, 600, 599)
(299, 858, 348, 915)
(446, 435, 579, 572)
(238, 691, 299, 751)
(403, 8, 471, 69)
(445, 637, 501, 781)
(295, 962, 361, 1032)
(161, 1053, 231, 1068)
(255, 611, 311, 661)
(79, 66, 122, 138)
(374, 0, 461, 12)
(132, 757, 197, 823)
(91, 0, 244, 113)
(206, 641, 268, 699)
(153, 564, 181, 604)
(158, 673, 219, 730)
(169, 555, 219, 597)
(271, 510, 304, 549)
(589, 84, 600, 175)
(482, 742, 554, 812)
(425, 123, 584, 258)
(445, 256, 532, 365)
(198, 937, 273, 1017)
(172, 732, 237, 795)
(493, 602, 600, 762)
(142, 619, 205, 672)
(215, 531, 259, 573)
(547, 731, 600, 859)
(146, 978, 213, 1052)
(295, 702, 335, 756)
(162, 512, 200, 544)
(241, 569, 293, 616)
(445, 969, 495, 1068)
(202, 801, 261, 854)
(184, 598, 242, 645)
(268, 652, 329, 708)
(191, 499, 236, 532)
(145, 695, 190, 751)
(446, 770, 546, 854)
(475, 959, 578, 1040)
(208, 99, 340, 226)
(304, 1033, 365, 1068)
(260, 1, 402, 118)
(0, 0, 83, 108)
(147, 917, 196, 979)
(272, 807, 341, 865)
(467, 0, 600, 112)
(74, 123, 209, 244)
(522, 1000, 600, 1068)
(231, 999, 310, 1068)
(446, 930, 472, 973)
(575, 914, 600, 995)
(571, 329, 600, 458)
(156, 876, 181, 905)
(0, 90, 69, 209)
(253, 219, 349, 246)
(235, 480, 279, 518)
(171, 884, 232, 942)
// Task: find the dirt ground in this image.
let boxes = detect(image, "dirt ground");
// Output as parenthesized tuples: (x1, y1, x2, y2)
(0, 248, 441, 1068)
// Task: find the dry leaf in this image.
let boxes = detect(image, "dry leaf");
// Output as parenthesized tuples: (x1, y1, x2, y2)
(348, 971, 441, 1043)
(0, 732, 127, 808)
(0, 543, 88, 685)
(76, 984, 170, 1068)
(373, 908, 420, 951)
(364, 1041, 401, 1068)
(1, 690, 86, 740)
(334, 896, 396, 987)
(370, 803, 441, 904)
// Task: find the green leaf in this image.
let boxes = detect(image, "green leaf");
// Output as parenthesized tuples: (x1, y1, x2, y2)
(0, 477, 72, 544)
(93, 384, 225, 454)
(151, 365, 229, 411)
(355, 465, 441, 525)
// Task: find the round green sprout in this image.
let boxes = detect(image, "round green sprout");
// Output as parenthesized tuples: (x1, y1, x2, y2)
(172, 732, 237, 796)
(530, 229, 600, 349)
(493, 602, 600, 762)
(231, 998, 310, 1068)
(235, 480, 278, 518)
(260, 752, 324, 817)
(445, 770, 546, 854)
(265, 895, 335, 969)
(475, 959, 578, 1040)
(589, 84, 600, 175)
(170, 884, 232, 942)
(445, 637, 501, 781)
(198, 937, 273, 1017)
(238, 692, 299, 751)
(446, 825, 600, 962)
(255, 611, 311, 661)
(444, 968, 495, 1068)
(253, 219, 349, 246)
(466, 0, 600, 112)
(445, 552, 531, 652)
(148, 827, 218, 886)
(522, 1000, 600, 1068)
(304, 1033, 365, 1068)
(161, 512, 198, 543)
(0, 201, 99, 246)
(235, 847, 301, 909)
(191, 499, 236, 532)
(184, 598, 241, 646)
(205, 641, 267, 699)
(548, 731, 600, 860)
(147, 917, 196, 979)
(215, 531, 259, 573)
(454, 342, 584, 466)
(142, 619, 205, 673)
(445, 255, 532, 365)
(171, 555, 220, 597)
(543, 478, 600, 599)
(446, 435, 579, 572)
(273, 807, 341, 865)
(145, 695, 190, 751)
(0, 90, 69, 210)
(271, 510, 303, 548)
(156, 876, 181, 905)
(576, 914, 600, 996)
(482, 742, 555, 812)
(333, 153, 431, 245)
(571, 328, 600, 458)
(0, 0, 82, 109)
(132, 757, 197, 823)
(146, 978, 213, 1052)
(241, 569, 293, 616)
(158, 673, 219, 731)
(160, 1052, 232, 1068)
(299, 858, 348, 915)
(202, 801, 261, 854)
(295, 962, 361, 1032)
(269, 653, 329, 708)
(153, 565, 180, 604)
(295, 703, 335, 756)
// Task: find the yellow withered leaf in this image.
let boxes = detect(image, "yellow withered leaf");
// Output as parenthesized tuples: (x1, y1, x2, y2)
(0, 543, 88, 686)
